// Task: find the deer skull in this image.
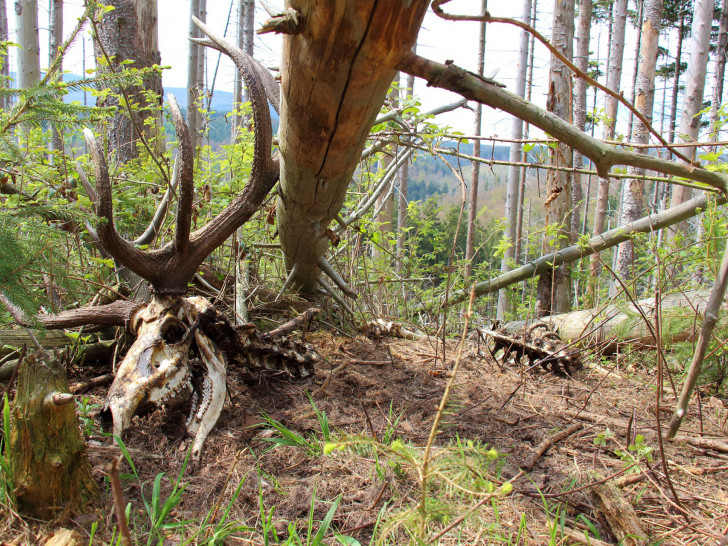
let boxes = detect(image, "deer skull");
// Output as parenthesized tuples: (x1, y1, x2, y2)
(103, 296, 226, 460)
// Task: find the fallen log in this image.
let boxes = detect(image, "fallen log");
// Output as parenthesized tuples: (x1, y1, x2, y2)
(504, 290, 712, 353)
(1, 339, 116, 382)
(591, 482, 647, 546)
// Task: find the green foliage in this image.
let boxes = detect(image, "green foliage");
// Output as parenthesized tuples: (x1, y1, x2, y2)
(0, 394, 15, 515)
(75, 396, 101, 437)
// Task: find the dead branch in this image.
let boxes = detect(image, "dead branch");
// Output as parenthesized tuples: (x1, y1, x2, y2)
(437, 192, 726, 307)
(108, 456, 132, 546)
(398, 53, 728, 192)
(668, 238, 728, 438)
(521, 422, 582, 470)
(266, 307, 320, 339)
(430, 0, 693, 166)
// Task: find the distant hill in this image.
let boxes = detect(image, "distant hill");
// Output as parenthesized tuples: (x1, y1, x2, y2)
(64, 81, 237, 114)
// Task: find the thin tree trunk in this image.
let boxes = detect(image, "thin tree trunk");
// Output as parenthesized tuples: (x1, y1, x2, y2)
(232, 0, 244, 139)
(49, 0, 63, 158)
(626, 0, 645, 140)
(497, 0, 530, 318)
(515, 0, 538, 267)
(372, 86, 399, 262)
(668, 15, 685, 149)
(0, 0, 7, 110)
(16, 0, 40, 90)
(234, 0, 254, 323)
(465, 0, 487, 281)
(196, 0, 207, 147)
(615, 0, 663, 281)
(669, 0, 714, 242)
(710, 0, 728, 142)
(187, 0, 201, 151)
(571, 0, 592, 239)
(537, 0, 574, 316)
(232, 0, 254, 136)
(588, 0, 628, 302)
(397, 68, 415, 274)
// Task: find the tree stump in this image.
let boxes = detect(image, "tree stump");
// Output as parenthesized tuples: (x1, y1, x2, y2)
(9, 351, 97, 518)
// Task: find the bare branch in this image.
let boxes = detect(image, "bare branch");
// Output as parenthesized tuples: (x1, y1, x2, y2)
(430, 0, 694, 165)
(435, 193, 727, 308)
(317, 256, 357, 299)
(398, 54, 728, 193)
(668, 239, 728, 437)
(132, 155, 180, 247)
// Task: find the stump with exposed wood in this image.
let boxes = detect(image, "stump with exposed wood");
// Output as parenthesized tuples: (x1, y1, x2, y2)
(9, 351, 97, 518)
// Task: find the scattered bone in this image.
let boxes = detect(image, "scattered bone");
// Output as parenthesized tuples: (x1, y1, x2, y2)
(481, 321, 581, 375)
(364, 319, 425, 340)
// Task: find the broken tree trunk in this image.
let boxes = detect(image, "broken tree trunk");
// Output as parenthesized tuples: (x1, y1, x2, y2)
(504, 289, 712, 353)
(276, 0, 429, 293)
(9, 351, 97, 518)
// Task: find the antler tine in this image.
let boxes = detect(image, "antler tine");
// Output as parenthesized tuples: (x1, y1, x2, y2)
(82, 129, 158, 283)
(189, 36, 281, 115)
(191, 16, 275, 174)
(184, 16, 279, 263)
(167, 95, 195, 252)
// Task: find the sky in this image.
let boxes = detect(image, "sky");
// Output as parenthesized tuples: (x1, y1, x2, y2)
(5, 0, 712, 141)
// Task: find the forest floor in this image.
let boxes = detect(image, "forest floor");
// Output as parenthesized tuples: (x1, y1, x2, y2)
(2, 321, 728, 545)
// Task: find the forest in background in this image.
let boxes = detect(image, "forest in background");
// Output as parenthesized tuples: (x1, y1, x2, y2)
(1, 0, 728, 544)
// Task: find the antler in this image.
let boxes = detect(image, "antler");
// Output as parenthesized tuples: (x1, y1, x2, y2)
(82, 32, 279, 296)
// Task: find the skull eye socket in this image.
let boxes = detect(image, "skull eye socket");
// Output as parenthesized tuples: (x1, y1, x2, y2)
(160, 318, 188, 345)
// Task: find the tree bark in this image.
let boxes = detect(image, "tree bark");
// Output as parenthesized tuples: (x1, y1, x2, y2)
(668, 14, 685, 150)
(187, 0, 202, 151)
(668, 0, 714, 242)
(15, 0, 40, 90)
(465, 0, 487, 281)
(615, 0, 663, 281)
(589, 0, 627, 300)
(0, 0, 8, 110)
(276, 0, 429, 293)
(537, 0, 574, 316)
(135, 0, 164, 154)
(497, 0, 529, 319)
(232, 0, 254, 135)
(93, 0, 159, 164)
(10, 351, 98, 518)
(710, 0, 728, 141)
(514, 0, 538, 267)
(49, 0, 63, 158)
(626, 0, 645, 140)
(570, 0, 591, 240)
